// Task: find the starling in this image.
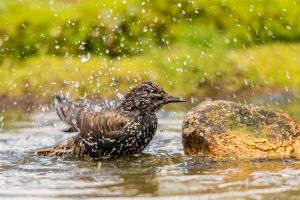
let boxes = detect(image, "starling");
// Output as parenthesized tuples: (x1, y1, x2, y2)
(34, 81, 185, 159)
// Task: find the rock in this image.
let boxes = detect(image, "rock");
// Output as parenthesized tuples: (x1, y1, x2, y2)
(182, 100, 300, 160)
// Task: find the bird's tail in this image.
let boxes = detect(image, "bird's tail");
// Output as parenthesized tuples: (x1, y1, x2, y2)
(33, 137, 79, 156)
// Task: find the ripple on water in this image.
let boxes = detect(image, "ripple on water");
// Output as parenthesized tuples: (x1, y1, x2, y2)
(0, 112, 300, 199)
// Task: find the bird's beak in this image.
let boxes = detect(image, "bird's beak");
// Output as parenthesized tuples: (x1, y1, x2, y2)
(163, 95, 186, 104)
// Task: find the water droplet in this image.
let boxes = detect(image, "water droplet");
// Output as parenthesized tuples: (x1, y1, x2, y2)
(41, 106, 46, 112)
(79, 44, 86, 50)
(79, 53, 91, 62)
(285, 86, 289, 92)
(73, 81, 80, 88)
(190, 97, 195, 104)
(3, 35, 9, 41)
(143, 26, 148, 32)
(225, 38, 230, 44)
(249, 5, 254, 12)
(176, 67, 183, 72)
(285, 72, 290, 79)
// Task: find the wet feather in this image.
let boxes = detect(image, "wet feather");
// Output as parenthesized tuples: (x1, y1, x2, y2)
(34, 81, 185, 159)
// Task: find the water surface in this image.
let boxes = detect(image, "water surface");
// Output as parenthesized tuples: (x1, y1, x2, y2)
(1, 111, 300, 199)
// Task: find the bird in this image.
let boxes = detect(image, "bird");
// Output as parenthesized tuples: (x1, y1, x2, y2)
(34, 81, 185, 159)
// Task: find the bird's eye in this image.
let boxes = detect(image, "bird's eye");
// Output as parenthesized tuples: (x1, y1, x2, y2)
(157, 96, 163, 100)
(151, 95, 163, 100)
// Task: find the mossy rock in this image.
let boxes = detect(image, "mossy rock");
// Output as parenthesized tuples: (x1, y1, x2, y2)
(182, 101, 300, 160)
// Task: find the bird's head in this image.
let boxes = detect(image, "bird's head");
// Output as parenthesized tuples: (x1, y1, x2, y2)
(120, 81, 185, 113)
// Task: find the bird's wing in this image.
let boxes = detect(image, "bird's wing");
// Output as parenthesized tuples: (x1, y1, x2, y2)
(54, 94, 82, 130)
(54, 95, 129, 135)
(78, 109, 130, 137)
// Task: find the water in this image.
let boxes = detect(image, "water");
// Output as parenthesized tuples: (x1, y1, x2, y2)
(1, 111, 300, 199)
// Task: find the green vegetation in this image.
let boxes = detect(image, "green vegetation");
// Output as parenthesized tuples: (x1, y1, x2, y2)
(1, 0, 300, 60)
(0, 0, 300, 107)
(1, 43, 299, 104)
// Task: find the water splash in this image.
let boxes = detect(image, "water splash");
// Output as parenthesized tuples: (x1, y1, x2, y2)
(79, 53, 91, 62)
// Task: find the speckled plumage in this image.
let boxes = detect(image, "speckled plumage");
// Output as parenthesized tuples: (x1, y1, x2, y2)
(35, 81, 185, 159)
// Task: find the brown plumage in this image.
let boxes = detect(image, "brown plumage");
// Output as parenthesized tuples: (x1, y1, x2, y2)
(34, 81, 185, 159)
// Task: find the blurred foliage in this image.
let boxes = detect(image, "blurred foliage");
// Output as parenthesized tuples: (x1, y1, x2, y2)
(1, 0, 300, 60)
(1, 43, 300, 107)
(0, 0, 300, 106)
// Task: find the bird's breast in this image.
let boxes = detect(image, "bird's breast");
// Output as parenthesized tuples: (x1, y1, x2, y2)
(129, 114, 157, 152)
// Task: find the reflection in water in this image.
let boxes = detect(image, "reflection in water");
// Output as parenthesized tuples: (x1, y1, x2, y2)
(0, 111, 300, 199)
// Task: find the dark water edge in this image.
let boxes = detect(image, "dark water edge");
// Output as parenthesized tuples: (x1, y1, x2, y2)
(2, 90, 300, 128)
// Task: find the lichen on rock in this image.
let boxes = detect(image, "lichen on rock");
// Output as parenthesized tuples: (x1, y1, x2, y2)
(182, 100, 300, 160)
